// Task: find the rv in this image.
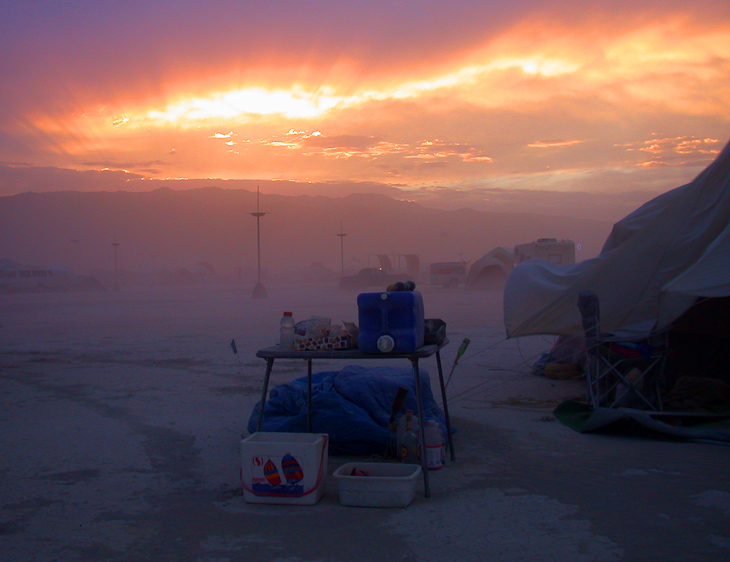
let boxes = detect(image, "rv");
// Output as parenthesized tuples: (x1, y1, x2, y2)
(514, 239, 575, 265)
(429, 261, 468, 288)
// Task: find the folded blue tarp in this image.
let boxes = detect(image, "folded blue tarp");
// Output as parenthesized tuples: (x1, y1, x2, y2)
(247, 364, 448, 455)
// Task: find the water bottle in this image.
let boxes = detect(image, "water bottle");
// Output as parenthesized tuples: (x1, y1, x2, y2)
(280, 311, 295, 350)
(400, 410, 419, 464)
(396, 410, 420, 454)
(424, 420, 444, 470)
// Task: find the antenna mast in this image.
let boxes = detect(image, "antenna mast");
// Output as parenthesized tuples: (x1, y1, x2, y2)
(249, 186, 268, 299)
(336, 221, 347, 276)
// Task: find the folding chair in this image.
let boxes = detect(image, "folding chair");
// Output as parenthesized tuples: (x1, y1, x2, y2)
(578, 291, 669, 410)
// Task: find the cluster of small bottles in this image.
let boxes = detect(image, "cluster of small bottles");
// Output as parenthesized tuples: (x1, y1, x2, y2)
(398, 409, 445, 470)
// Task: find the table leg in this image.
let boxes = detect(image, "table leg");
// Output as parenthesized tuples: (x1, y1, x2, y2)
(255, 358, 275, 432)
(307, 359, 313, 433)
(435, 350, 456, 461)
(411, 358, 431, 498)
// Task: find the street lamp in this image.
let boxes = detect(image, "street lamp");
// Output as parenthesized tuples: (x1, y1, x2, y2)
(336, 221, 347, 276)
(249, 186, 268, 299)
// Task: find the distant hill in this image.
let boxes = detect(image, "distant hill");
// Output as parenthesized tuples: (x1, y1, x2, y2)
(0, 187, 613, 277)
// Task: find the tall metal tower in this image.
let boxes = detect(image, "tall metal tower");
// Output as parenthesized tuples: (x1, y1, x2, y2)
(111, 236, 120, 291)
(336, 221, 347, 275)
(249, 186, 268, 299)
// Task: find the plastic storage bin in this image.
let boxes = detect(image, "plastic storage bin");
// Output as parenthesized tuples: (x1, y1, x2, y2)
(240, 432, 328, 505)
(333, 462, 422, 507)
(357, 291, 425, 353)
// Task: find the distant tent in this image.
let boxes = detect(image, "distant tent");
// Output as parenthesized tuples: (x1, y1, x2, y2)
(466, 247, 514, 290)
(377, 254, 393, 270)
(404, 254, 420, 277)
(300, 261, 334, 282)
(0, 259, 103, 293)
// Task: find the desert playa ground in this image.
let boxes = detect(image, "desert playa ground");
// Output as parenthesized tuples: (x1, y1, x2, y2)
(1, 281, 729, 562)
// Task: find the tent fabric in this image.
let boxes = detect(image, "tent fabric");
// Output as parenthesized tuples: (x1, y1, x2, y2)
(504, 139, 730, 338)
(247, 364, 448, 455)
(466, 247, 514, 290)
(466, 256, 509, 290)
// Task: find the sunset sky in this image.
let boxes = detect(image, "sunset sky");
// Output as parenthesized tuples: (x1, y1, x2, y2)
(1, 0, 729, 220)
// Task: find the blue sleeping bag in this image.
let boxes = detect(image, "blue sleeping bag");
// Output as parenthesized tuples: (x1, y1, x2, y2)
(247, 364, 448, 455)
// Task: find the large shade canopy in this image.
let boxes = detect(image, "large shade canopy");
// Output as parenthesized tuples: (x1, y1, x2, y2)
(504, 139, 730, 338)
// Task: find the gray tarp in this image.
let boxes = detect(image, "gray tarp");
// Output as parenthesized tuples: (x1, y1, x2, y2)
(504, 139, 730, 338)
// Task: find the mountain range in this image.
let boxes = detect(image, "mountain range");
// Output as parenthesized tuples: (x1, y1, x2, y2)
(0, 187, 614, 278)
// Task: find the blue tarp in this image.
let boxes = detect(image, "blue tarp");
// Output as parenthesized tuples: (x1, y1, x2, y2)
(247, 364, 448, 455)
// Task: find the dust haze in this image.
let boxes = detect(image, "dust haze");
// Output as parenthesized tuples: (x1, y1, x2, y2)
(0, 188, 612, 285)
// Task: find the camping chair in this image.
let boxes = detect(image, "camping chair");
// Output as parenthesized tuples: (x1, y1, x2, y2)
(578, 291, 669, 411)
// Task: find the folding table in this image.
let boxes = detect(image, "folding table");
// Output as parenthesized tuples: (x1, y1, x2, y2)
(254, 339, 453, 498)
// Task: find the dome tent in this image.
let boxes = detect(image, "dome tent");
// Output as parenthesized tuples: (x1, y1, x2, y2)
(466, 247, 514, 291)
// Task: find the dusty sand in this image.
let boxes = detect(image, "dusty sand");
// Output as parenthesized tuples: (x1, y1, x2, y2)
(1, 281, 729, 562)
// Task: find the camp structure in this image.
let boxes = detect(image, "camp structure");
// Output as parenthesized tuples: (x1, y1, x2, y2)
(429, 261, 468, 287)
(504, 139, 730, 339)
(0, 259, 103, 293)
(466, 247, 514, 290)
(514, 238, 575, 265)
(503, 139, 730, 415)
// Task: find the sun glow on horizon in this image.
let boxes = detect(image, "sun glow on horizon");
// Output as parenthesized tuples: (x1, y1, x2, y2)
(111, 50, 585, 130)
(144, 87, 345, 123)
(43, 15, 728, 136)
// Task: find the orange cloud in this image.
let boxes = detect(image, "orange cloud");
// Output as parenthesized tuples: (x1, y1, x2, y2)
(528, 140, 584, 148)
(617, 136, 721, 155)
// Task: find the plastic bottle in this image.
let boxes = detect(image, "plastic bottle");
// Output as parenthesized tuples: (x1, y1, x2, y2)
(400, 410, 419, 464)
(395, 410, 420, 453)
(280, 311, 295, 350)
(424, 420, 444, 470)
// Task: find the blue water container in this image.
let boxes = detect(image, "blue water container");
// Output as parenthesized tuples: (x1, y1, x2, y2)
(357, 291, 425, 353)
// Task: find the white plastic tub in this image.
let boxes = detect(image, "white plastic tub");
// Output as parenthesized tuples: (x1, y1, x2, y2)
(241, 432, 328, 505)
(333, 462, 422, 508)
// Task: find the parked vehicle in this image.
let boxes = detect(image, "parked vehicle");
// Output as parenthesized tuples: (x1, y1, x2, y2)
(514, 238, 575, 265)
(429, 261, 468, 288)
(338, 267, 403, 290)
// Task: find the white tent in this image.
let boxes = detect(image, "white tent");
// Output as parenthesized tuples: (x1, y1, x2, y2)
(466, 247, 514, 290)
(504, 139, 730, 338)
